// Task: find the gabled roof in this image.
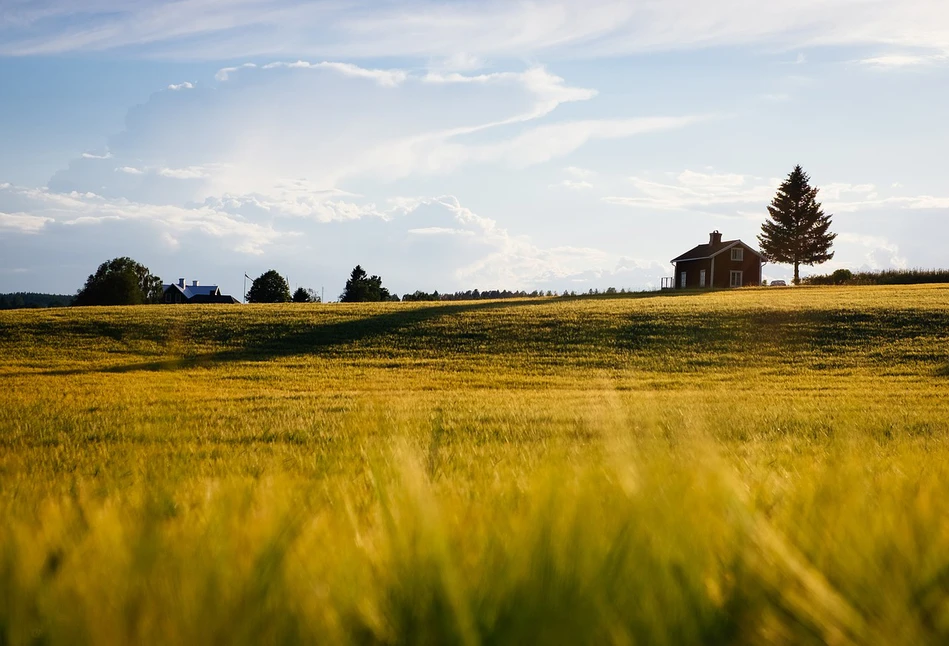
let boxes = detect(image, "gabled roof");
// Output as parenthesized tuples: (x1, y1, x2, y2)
(671, 239, 762, 264)
(162, 283, 221, 299)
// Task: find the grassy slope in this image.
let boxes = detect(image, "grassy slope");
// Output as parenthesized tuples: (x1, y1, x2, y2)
(1, 285, 949, 644)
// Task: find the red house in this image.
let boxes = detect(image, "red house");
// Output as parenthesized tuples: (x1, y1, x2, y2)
(670, 231, 763, 289)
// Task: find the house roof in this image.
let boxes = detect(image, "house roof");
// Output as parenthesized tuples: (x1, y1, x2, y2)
(163, 283, 221, 299)
(671, 239, 762, 264)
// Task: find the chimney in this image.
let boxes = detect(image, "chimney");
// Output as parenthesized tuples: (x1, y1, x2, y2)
(178, 278, 185, 288)
(709, 230, 722, 246)
(192, 280, 199, 287)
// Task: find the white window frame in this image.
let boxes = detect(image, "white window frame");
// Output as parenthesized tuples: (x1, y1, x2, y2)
(731, 247, 744, 261)
(699, 269, 706, 288)
(730, 270, 743, 287)
(680, 272, 687, 288)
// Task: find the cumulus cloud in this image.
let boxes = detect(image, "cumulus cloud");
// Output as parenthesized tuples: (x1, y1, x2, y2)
(0, 183, 283, 254)
(837, 232, 908, 269)
(167, 81, 195, 90)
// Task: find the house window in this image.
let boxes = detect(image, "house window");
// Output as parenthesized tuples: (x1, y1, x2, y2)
(699, 269, 706, 288)
(680, 272, 687, 288)
(731, 247, 744, 261)
(730, 270, 743, 287)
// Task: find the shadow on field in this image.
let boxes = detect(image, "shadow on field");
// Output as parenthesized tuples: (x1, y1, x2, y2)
(38, 299, 557, 376)
(23, 293, 949, 377)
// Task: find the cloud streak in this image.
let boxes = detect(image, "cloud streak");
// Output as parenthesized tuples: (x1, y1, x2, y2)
(3, 0, 948, 62)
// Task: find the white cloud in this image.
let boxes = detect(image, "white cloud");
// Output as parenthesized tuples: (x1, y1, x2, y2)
(116, 166, 144, 175)
(167, 81, 195, 90)
(0, 182, 283, 254)
(0, 211, 52, 233)
(259, 60, 408, 87)
(858, 52, 949, 68)
(215, 63, 257, 81)
(605, 170, 949, 218)
(157, 166, 210, 180)
(837, 232, 907, 269)
(605, 170, 776, 211)
(564, 166, 595, 178)
(471, 116, 705, 169)
(81, 151, 112, 159)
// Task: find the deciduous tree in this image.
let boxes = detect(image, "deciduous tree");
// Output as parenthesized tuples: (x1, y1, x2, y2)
(74, 257, 162, 306)
(246, 270, 291, 303)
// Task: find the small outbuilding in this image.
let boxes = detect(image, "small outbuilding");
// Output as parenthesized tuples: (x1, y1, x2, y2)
(669, 231, 763, 289)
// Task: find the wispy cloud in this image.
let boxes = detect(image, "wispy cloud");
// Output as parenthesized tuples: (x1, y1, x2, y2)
(81, 151, 112, 159)
(167, 81, 195, 90)
(215, 63, 257, 81)
(4, 0, 949, 62)
(157, 166, 210, 180)
(605, 169, 949, 215)
(115, 166, 144, 175)
(259, 60, 408, 87)
(858, 52, 949, 68)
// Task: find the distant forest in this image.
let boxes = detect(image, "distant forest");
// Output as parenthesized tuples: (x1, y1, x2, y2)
(0, 293, 74, 310)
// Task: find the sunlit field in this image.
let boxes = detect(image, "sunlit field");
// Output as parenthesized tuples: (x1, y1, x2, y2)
(2, 285, 949, 644)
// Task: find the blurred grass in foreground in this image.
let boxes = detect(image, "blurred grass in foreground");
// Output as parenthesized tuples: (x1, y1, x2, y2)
(2, 285, 949, 644)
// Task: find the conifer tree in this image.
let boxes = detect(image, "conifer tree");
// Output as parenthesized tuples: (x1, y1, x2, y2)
(758, 165, 836, 284)
(339, 265, 390, 302)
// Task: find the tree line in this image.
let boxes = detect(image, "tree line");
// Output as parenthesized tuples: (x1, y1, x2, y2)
(802, 268, 949, 286)
(0, 292, 74, 310)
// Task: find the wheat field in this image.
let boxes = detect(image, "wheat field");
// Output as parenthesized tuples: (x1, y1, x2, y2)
(2, 285, 949, 644)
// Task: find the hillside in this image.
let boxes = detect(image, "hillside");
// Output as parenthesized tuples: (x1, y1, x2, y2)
(2, 285, 949, 644)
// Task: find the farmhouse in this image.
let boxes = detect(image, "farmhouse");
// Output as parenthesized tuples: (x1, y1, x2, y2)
(670, 231, 763, 289)
(162, 278, 240, 304)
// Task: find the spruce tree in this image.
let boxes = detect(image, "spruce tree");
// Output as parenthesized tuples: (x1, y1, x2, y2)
(339, 265, 390, 302)
(758, 165, 836, 285)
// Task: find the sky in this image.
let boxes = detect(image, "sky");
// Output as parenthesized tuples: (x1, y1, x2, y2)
(1, 0, 948, 299)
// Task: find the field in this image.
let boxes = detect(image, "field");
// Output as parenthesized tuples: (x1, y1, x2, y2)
(2, 285, 949, 644)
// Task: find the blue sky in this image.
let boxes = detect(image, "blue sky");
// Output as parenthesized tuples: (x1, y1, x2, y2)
(1, 1, 948, 298)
